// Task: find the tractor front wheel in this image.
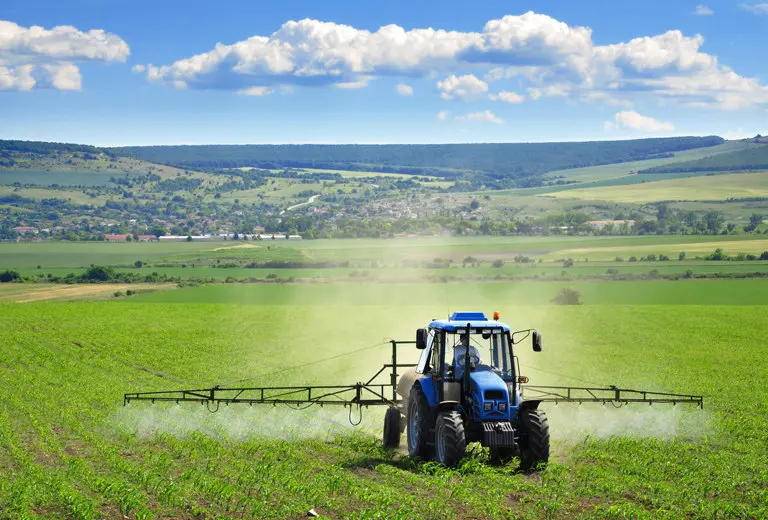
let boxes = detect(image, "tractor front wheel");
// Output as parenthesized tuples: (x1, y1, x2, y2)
(435, 411, 466, 467)
(407, 384, 430, 458)
(518, 408, 550, 471)
(383, 407, 401, 449)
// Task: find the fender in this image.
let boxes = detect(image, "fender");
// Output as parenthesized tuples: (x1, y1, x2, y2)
(416, 376, 439, 408)
(518, 399, 542, 411)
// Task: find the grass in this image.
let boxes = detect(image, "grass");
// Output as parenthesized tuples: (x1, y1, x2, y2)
(0, 186, 111, 205)
(3, 235, 768, 270)
(1, 283, 767, 518)
(545, 171, 768, 203)
(546, 140, 750, 184)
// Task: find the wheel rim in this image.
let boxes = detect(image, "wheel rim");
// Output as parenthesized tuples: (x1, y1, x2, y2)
(436, 419, 445, 462)
(408, 402, 419, 449)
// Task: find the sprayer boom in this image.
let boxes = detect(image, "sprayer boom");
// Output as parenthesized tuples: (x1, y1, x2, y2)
(521, 385, 703, 408)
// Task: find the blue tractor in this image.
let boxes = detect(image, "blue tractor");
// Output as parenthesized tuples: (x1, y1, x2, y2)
(387, 311, 548, 469)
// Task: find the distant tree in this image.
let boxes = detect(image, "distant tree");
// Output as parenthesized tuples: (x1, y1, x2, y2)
(562, 258, 574, 268)
(186, 235, 193, 242)
(678, 251, 686, 261)
(491, 260, 504, 268)
(0, 270, 21, 283)
(551, 288, 583, 305)
(659, 254, 670, 261)
(744, 213, 763, 233)
(134, 260, 143, 268)
(705, 211, 725, 234)
(760, 251, 768, 261)
(470, 199, 480, 211)
(81, 265, 114, 282)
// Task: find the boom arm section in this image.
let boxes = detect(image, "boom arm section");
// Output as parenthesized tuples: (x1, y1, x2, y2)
(521, 385, 703, 408)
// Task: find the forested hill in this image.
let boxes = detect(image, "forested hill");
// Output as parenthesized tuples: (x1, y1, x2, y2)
(116, 136, 724, 184)
(640, 140, 768, 173)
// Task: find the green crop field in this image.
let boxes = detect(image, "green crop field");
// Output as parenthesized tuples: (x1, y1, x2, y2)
(2, 279, 768, 519)
(546, 171, 768, 203)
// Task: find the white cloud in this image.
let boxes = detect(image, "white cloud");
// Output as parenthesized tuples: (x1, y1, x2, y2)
(334, 78, 371, 89)
(396, 82, 413, 96)
(436, 110, 449, 121)
(0, 20, 129, 91)
(437, 74, 488, 100)
(237, 86, 273, 96)
(455, 110, 504, 124)
(131, 64, 146, 73)
(741, 3, 768, 14)
(489, 90, 525, 103)
(606, 110, 674, 132)
(695, 5, 714, 15)
(136, 13, 768, 111)
(527, 87, 543, 100)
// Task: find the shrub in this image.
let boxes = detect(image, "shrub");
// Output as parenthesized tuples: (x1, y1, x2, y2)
(81, 265, 115, 282)
(761, 251, 768, 260)
(113, 291, 124, 298)
(629, 256, 638, 262)
(491, 260, 504, 268)
(562, 258, 574, 268)
(551, 288, 583, 305)
(134, 260, 144, 268)
(614, 257, 624, 262)
(678, 251, 686, 261)
(0, 270, 21, 283)
(659, 254, 670, 261)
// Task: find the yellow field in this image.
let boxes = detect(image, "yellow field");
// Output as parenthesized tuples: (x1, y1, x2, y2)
(0, 283, 173, 302)
(545, 171, 768, 203)
(543, 238, 768, 261)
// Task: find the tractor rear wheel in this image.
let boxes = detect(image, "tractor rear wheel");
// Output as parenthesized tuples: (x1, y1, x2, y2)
(383, 407, 401, 449)
(435, 411, 466, 467)
(407, 384, 430, 458)
(518, 408, 550, 471)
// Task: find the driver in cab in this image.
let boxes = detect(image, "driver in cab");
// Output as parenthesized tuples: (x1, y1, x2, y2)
(453, 336, 483, 379)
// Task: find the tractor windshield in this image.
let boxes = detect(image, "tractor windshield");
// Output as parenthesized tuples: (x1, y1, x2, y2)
(447, 331, 514, 380)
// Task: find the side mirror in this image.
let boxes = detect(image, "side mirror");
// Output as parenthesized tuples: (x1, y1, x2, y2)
(416, 328, 428, 350)
(532, 330, 542, 352)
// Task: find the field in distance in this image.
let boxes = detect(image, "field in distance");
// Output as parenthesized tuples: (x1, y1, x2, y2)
(545, 171, 768, 203)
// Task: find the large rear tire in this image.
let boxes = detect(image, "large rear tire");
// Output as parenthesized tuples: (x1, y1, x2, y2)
(518, 408, 550, 471)
(383, 407, 401, 450)
(434, 411, 466, 467)
(407, 384, 431, 458)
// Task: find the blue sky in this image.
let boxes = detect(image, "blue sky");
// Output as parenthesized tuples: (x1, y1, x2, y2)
(0, 0, 766, 146)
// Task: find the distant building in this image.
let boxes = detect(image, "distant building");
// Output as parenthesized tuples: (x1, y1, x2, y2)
(589, 220, 635, 230)
(137, 235, 158, 242)
(13, 226, 38, 235)
(105, 234, 128, 242)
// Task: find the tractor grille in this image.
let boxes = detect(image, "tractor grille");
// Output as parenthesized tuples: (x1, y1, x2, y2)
(482, 421, 517, 447)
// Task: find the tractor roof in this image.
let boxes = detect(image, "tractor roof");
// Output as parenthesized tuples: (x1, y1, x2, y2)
(429, 311, 511, 333)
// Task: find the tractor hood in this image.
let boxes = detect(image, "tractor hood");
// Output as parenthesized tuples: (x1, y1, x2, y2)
(470, 368, 511, 422)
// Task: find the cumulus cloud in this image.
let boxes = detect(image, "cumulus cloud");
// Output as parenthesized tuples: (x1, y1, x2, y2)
(436, 110, 449, 121)
(238, 86, 272, 96)
(605, 110, 674, 132)
(396, 82, 413, 96)
(0, 20, 129, 91)
(437, 74, 488, 100)
(131, 64, 146, 73)
(136, 12, 768, 110)
(741, 3, 768, 14)
(455, 110, 504, 124)
(489, 90, 525, 103)
(695, 5, 714, 15)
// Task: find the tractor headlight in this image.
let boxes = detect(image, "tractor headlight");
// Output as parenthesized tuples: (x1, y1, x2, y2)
(499, 402, 507, 411)
(484, 402, 493, 411)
